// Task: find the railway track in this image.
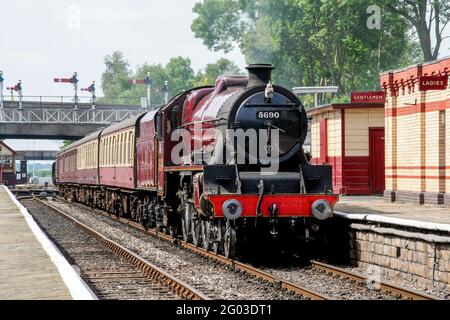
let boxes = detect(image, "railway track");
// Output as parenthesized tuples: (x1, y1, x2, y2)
(23, 198, 210, 300)
(36, 196, 440, 300)
(309, 260, 438, 300)
(36, 197, 329, 300)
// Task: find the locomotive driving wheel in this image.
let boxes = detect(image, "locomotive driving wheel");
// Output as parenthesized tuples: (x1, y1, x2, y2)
(181, 202, 193, 242)
(211, 219, 224, 255)
(191, 215, 202, 247)
(201, 220, 212, 251)
(223, 219, 237, 259)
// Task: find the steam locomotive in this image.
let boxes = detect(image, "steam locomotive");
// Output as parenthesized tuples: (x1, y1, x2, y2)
(54, 64, 338, 259)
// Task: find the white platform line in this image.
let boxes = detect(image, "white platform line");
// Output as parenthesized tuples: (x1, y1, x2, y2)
(3, 186, 97, 300)
(335, 210, 450, 233)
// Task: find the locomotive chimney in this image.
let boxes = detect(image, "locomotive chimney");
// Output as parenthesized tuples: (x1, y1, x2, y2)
(246, 64, 274, 87)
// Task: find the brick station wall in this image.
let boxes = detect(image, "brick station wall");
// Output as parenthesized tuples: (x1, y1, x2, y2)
(381, 57, 450, 205)
(347, 228, 450, 291)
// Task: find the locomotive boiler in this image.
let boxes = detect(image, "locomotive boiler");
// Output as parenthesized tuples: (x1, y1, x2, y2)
(54, 64, 338, 259)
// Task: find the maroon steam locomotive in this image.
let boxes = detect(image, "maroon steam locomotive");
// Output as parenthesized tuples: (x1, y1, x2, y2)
(54, 64, 338, 258)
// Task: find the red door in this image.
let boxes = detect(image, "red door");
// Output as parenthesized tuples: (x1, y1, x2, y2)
(369, 128, 385, 194)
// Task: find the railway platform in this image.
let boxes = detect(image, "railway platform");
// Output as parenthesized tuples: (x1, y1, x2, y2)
(333, 196, 450, 292)
(0, 185, 96, 300)
(335, 195, 450, 227)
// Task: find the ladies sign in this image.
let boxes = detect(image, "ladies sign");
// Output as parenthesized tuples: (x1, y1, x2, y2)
(419, 75, 448, 91)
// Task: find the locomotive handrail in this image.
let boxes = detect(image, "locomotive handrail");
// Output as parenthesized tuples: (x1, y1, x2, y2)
(176, 117, 227, 129)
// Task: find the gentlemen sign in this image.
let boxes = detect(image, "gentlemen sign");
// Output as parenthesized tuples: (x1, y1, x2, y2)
(351, 91, 386, 104)
(419, 75, 448, 91)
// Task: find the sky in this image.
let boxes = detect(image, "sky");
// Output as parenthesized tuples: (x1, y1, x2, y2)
(1, 0, 246, 151)
(2, 1, 450, 152)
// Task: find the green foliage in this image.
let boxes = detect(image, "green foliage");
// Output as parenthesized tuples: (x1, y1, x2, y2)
(100, 52, 241, 107)
(61, 140, 74, 149)
(34, 170, 52, 178)
(379, 0, 450, 61)
(192, 58, 242, 86)
(191, 0, 421, 97)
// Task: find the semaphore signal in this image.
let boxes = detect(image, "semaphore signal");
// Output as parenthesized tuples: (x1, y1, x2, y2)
(81, 81, 96, 109)
(54, 72, 79, 109)
(128, 72, 153, 109)
(6, 80, 23, 108)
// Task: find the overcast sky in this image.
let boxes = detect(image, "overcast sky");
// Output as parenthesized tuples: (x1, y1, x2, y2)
(2, 0, 246, 151)
(2, 1, 450, 152)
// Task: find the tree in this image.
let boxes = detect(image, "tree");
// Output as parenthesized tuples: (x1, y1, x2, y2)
(193, 58, 242, 86)
(61, 140, 74, 149)
(191, 0, 419, 99)
(383, 0, 450, 61)
(165, 57, 195, 96)
(101, 51, 131, 100)
(100, 52, 241, 107)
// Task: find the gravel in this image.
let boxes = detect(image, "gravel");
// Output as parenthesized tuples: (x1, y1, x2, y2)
(29, 199, 303, 300)
(28, 198, 445, 300)
(343, 265, 450, 300)
(21, 199, 180, 300)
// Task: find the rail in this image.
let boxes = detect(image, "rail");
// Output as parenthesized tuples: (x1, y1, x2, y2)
(51, 196, 330, 300)
(35, 197, 210, 300)
(50, 196, 443, 301)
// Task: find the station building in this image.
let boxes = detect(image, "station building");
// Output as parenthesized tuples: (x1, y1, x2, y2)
(380, 57, 450, 205)
(0, 140, 17, 186)
(308, 96, 385, 195)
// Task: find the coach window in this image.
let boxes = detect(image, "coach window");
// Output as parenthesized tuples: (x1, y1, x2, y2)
(108, 136, 111, 166)
(118, 133, 122, 165)
(115, 135, 118, 165)
(106, 137, 109, 166)
(100, 140, 103, 166)
(121, 132, 125, 165)
(109, 136, 112, 166)
(89, 143, 92, 168)
(122, 132, 126, 165)
(124, 132, 128, 165)
(130, 132, 134, 164)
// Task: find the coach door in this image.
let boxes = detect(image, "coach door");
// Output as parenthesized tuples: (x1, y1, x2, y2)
(369, 128, 385, 194)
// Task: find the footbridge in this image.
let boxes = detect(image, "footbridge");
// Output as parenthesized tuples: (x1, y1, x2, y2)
(0, 97, 145, 140)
